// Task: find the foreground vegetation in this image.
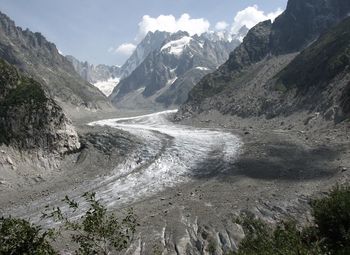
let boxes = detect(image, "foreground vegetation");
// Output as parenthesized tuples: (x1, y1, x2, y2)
(235, 185, 350, 255)
(0, 185, 349, 254)
(0, 192, 137, 255)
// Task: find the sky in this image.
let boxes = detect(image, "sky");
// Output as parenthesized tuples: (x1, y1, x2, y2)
(0, 0, 288, 66)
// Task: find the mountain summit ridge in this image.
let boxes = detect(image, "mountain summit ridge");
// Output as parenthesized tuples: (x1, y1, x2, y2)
(0, 11, 112, 111)
(109, 28, 247, 110)
(176, 0, 350, 122)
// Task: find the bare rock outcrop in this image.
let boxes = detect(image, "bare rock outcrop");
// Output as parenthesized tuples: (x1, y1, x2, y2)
(0, 58, 80, 154)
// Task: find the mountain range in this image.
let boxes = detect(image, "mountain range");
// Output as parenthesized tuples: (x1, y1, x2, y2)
(67, 27, 248, 110)
(1, 0, 350, 151)
(0, 12, 111, 111)
(66, 55, 122, 96)
(67, 30, 171, 98)
(1, 0, 350, 253)
(176, 0, 350, 123)
(109, 27, 248, 110)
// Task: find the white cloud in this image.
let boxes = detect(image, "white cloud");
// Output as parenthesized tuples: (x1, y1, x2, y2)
(109, 43, 136, 56)
(109, 6, 284, 60)
(110, 13, 210, 58)
(215, 21, 229, 31)
(137, 13, 210, 39)
(231, 5, 283, 33)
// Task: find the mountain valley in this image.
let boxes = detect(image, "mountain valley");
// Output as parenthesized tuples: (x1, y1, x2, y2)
(0, 0, 350, 254)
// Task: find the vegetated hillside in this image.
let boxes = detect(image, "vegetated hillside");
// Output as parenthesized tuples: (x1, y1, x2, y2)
(110, 28, 246, 110)
(0, 58, 80, 154)
(0, 11, 112, 110)
(176, 0, 350, 122)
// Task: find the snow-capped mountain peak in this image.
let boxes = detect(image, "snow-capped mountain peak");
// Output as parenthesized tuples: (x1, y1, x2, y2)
(109, 27, 247, 110)
(119, 30, 170, 78)
(68, 25, 249, 103)
(93, 77, 120, 97)
(201, 25, 249, 43)
(161, 36, 192, 56)
(233, 25, 250, 42)
(66, 55, 121, 96)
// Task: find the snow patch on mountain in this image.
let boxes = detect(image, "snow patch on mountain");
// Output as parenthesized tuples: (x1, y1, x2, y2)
(137, 87, 146, 93)
(195, 67, 211, 71)
(167, 76, 178, 86)
(93, 77, 120, 96)
(110, 26, 249, 109)
(204, 26, 249, 43)
(120, 31, 170, 79)
(161, 36, 192, 56)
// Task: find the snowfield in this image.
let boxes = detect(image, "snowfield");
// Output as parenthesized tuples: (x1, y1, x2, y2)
(161, 37, 192, 56)
(93, 77, 120, 96)
(195, 66, 211, 71)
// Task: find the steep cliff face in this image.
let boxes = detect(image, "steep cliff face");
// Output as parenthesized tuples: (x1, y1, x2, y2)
(271, 0, 350, 54)
(274, 17, 350, 121)
(119, 31, 171, 79)
(0, 12, 111, 110)
(0, 59, 80, 154)
(185, 21, 273, 103)
(177, 0, 350, 122)
(219, 0, 350, 74)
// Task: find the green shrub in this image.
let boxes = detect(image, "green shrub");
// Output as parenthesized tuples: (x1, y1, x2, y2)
(0, 193, 137, 255)
(236, 185, 350, 255)
(311, 185, 350, 253)
(235, 215, 323, 255)
(42, 192, 137, 255)
(275, 81, 288, 93)
(0, 217, 56, 255)
(207, 237, 217, 253)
